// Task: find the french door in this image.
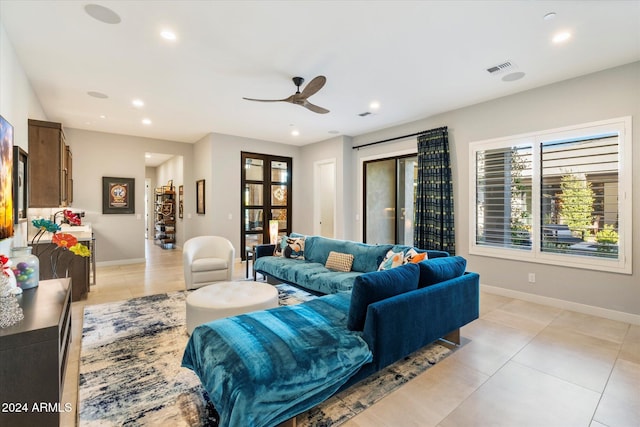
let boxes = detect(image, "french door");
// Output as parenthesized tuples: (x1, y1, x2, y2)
(241, 152, 292, 259)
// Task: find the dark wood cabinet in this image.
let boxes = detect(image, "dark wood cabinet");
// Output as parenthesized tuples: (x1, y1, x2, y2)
(32, 242, 90, 301)
(28, 119, 72, 207)
(0, 279, 72, 427)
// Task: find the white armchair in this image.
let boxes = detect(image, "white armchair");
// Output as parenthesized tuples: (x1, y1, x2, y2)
(183, 236, 235, 290)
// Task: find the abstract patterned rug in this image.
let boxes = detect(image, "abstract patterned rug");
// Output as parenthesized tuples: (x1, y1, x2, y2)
(78, 284, 453, 426)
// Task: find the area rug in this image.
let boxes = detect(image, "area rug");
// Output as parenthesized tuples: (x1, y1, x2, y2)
(79, 284, 453, 426)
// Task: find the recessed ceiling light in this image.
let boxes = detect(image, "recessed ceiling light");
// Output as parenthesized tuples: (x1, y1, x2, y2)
(142, 118, 152, 125)
(132, 99, 145, 108)
(552, 31, 571, 44)
(502, 72, 526, 82)
(84, 4, 121, 24)
(369, 101, 380, 110)
(87, 91, 108, 99)
(291, 130, 300, 136)
(99, 114, 107, 119)
(543, 12, 557, 21)
(160, 30, 177, 41)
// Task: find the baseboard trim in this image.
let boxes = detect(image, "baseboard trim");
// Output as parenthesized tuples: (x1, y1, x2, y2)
(96, 258, 146, 267)
(480, 284, 640, 326)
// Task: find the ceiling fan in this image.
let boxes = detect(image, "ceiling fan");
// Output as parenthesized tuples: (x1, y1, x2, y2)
(243, 75, 330, 114)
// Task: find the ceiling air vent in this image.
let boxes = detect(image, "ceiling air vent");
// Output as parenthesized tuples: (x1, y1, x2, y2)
(359, 112, 372, 117)
(486, 61, 516, 75)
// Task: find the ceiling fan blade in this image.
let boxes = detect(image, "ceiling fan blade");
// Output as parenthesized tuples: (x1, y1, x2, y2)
(242, 96, 294, 103)
(303, 101, 330, 114)
(299, 75, 326, 99)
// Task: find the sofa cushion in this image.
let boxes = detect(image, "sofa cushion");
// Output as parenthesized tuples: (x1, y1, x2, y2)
(305, 236, 393, 273)
(192, 257, 227, 272)
(377, 249, 404, 271)
(347, 263, 420, 331)
(418, 256, 467, 288)
(325, 251, 354, 272)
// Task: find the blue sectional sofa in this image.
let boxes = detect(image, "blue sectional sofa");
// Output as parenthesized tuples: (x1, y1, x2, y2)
(183, 236, 480, 427)
(253, 235, 450, 294)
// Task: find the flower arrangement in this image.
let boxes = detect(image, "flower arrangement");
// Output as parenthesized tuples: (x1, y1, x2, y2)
(31, 218, 91, 279)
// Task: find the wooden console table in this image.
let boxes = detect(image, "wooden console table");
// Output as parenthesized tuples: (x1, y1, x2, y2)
(0, 278, 72, 427)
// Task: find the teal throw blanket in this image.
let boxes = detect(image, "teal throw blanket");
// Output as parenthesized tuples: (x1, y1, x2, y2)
(182, 293, 372, 427)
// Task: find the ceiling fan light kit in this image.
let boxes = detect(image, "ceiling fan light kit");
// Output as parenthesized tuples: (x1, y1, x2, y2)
(243, 75, 330, 114)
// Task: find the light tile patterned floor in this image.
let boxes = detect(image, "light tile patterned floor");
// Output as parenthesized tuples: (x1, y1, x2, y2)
(61, 241, 640, 426)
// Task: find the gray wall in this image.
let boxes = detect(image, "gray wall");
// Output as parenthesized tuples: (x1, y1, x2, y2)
(188, 132, 302, 259)
(66, 128, 193, 264)
(351, 61, 640, 319)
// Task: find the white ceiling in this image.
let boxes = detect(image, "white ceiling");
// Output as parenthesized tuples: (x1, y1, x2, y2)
(1, 1, 639, 148)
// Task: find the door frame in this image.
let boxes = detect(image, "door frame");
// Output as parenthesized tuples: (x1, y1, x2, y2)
(240, 152, 292, 259)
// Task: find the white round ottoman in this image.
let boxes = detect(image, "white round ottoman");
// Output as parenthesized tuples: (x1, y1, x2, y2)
(186, 281, 279, 335)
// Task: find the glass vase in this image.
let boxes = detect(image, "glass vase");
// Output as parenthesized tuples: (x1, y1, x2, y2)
(10, 247, 40, 290)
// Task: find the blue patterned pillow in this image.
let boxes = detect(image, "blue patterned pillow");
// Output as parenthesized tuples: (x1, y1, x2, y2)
(274, 236, 305, 259)
(347, 263, 420, 331)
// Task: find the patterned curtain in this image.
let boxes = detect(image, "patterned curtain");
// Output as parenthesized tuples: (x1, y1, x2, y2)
(414, 127, 455, 254)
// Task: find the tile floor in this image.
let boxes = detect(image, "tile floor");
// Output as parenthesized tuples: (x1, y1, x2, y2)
(60, 241, 639, 426)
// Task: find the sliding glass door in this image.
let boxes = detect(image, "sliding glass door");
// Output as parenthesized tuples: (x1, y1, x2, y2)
(241, 152, 292, 259)
(364, 155, 418, 245)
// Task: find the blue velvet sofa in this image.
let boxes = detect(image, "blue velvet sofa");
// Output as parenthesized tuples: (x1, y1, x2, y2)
(253, 235, 450, 294)
(183, 236, 480, 426)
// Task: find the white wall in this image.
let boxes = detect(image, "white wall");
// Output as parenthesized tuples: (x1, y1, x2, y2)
(192, 132, 302, 259)
(0, 22, 46, 254)
(65, 128, 193, 264)
(352, 61, 640, 320)
(298, 135, 352, 238)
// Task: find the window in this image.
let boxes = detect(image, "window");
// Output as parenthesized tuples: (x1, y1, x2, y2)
(470, 117, 632, 274)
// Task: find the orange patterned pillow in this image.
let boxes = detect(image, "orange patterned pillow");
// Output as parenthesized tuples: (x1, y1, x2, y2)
(404, 248, 428, 264)
(378, 249, 405, 271)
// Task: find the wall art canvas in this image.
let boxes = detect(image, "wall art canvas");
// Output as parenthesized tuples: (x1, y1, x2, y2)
(13, 147, 28, 222)
(102, 177, 135, 214)
(0, 115, 14, 240)
(196, 179, 205, 214)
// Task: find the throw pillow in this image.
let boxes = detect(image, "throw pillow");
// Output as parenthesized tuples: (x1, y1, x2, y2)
(347, 263, 420, 331)
(273, 235, 288, 257)
(403, 248, 428, 264)
(325, 251, 354, 272)
(418, 256, 467, 288)
(273, 236, 305, 259)
(284, 236, 305, 259)
(377, 249, 404, 271)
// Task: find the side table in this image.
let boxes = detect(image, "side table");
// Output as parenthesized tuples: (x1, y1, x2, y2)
(245, 246, 255, 280)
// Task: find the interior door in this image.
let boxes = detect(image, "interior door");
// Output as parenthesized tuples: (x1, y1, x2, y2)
(315, 159, 336, 238)
(241, 152, 292, 259)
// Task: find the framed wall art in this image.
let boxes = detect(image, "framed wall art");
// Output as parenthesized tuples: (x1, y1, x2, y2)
(196, 179, 205, 214)
(0, 115, 14, 240)
(13, 146, 28, 222)
(102, 176, 135, 214)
